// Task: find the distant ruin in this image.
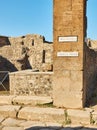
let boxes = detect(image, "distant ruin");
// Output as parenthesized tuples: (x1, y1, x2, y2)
(0, 34, 53, 72)
(0, 34, 53, 94)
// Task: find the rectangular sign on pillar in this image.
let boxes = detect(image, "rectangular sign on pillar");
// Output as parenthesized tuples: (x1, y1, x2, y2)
(53, 0, 86, 108)
(58, 36, 78, 42)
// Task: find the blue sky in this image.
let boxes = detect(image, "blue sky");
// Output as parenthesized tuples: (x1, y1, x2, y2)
(87, 0, 97, 40)
(0, 0, 53, 41)
(0, 0, 97, 41)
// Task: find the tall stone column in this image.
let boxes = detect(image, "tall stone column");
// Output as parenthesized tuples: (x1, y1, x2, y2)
(53, 0, 87, 108)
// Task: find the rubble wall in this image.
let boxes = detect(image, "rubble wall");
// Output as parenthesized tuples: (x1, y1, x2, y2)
(10, 70, 53, 96)
(84, 41, 97, 105)
(0, 35, 53, 72)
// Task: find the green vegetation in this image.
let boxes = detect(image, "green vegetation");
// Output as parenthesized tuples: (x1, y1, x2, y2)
(90, 113, 95, 124)
(63, 110, 71, 125)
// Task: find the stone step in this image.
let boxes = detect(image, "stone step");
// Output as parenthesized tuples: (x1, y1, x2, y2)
(0, 105, 21, 118)
(0, 104, 93, 126)
(0, 96, 93, 126)
(0, 96, 15, 105)
(18, 107, 65, 124)
(0, 96, 53, 106)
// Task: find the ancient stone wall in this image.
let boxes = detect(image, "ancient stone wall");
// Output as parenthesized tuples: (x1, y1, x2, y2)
(0, 34, 53, 72)
(84, 40, 97, 105)
(10, 70, 53, 96)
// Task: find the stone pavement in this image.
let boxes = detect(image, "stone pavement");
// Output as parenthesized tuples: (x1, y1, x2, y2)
(0, 117, 97, 130)
(0, 96, 97, 130)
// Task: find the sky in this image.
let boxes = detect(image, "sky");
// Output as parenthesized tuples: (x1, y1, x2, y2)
(87, 0, 97, 40)
(0, 0, 97, 41)
(0, 0, 53, 41)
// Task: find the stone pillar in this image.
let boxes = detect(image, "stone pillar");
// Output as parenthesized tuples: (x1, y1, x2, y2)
(53, 0, 87, 108)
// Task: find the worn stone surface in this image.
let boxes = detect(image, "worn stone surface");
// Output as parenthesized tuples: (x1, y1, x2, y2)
(10, 71, 53, 96)
(19, 121, 45, 129)
(53, 70, 83, 108)
(0, 116, 5, 123)
(0, 34, 53, 72)
(18, 107, 65, 123)
(2, 118, 25, 126)
(0, 105, 21, 118)
(0, 96, 15, 105)
(45, 122, 62, 127)
(2, 127, 24, 130)
(12, 96, 52, 106)
(67, 109, 90, 125)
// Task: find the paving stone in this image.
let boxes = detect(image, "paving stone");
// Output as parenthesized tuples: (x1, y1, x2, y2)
(0, 105, 21, 118)
(84, 125, 97, 129)
(2, 127, 24, 130)
(2, 117, 25, 126)
(12, 96, 52, 106)
(84, 108, 94, 113)
(92, 105, 97, 111)
(67, 109, 90, 125)
(65, 124, 83, 129)
(19, 121, 45, 129)
(92, 111, 97, 124)
(0, 116, 5, 123)
(0, 125, 3, 129)
(18, 107, 65, 123)
(0, 96, 15, 105)
(45, 122, 62, 127)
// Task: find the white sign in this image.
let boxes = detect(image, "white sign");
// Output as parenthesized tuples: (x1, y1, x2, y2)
(59, 36, 78, 42)
(57, 52, 79, 57)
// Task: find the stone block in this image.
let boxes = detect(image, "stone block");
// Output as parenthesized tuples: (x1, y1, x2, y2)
(53, 92, 83, 109)
(12, 96, 52, 106)
(67, 109, 90, 125)
(0, 116, 5, 123)
(2, 127, 24, 130)
(92, 111, 97, 124)
(53, 57, 83, 71)
(0, 96, 15, 105)
(2, 118, 25, 126)
(53, 70, 84, 108)
(0, 105, 21, 118)
(70, 71, 83, 92)
(18, 107, 65, 123)
(19, 121, 45, 129)
(45, 122, 62, 127)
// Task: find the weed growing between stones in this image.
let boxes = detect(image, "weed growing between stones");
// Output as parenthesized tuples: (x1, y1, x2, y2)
(63, 110, 71, 125)
(90, 112, 95, 125)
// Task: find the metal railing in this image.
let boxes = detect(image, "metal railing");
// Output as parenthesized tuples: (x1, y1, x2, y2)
(0, 71, 9, 91)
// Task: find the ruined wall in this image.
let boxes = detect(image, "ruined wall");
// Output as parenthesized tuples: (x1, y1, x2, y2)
(84, 40, 97, 105)
(10, 70, 53, 96)
(0, 34, 53, 72)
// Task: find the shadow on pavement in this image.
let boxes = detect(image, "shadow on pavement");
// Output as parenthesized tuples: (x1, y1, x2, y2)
(26, 126, 97, 130)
